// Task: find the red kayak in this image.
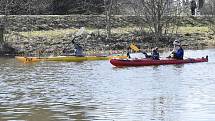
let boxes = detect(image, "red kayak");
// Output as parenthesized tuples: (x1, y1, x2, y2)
(110, 56, 208, 67)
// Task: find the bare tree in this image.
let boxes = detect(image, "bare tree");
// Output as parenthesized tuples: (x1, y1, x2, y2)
(128, 0, 184, 43)
(104, 0, 113, 39)
(51, 0, 104, 15)
(0, 0, 15, 44)
(0, 0, 14, 15)
(201, 0, 215, 34)
(26, 0, 53, 14)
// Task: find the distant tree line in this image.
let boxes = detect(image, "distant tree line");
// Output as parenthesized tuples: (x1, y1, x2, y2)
(52, 0, 105, 15)
(0, 0, 215, 40)
(0, 0, 105, 15)
(1, 0, 214, 15)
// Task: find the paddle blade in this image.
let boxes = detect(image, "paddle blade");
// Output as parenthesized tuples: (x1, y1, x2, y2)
(130, 43, 140, 52)
(75, 27, 85, 36)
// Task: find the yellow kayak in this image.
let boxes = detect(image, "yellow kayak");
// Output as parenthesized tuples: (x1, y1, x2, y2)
(15, 56, 45, 63)
(15, 55, 127, 63)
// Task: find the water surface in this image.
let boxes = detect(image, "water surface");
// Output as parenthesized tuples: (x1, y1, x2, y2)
(0, 49, 215, 121)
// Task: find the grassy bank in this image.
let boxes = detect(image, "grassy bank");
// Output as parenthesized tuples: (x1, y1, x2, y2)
(18, 26, 212, 37)
(2, 15, 215, 55)
(178, 27, 209, 33)
(18, 26, 215, 46)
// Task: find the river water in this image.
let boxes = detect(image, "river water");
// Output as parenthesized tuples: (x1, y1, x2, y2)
(0, 49, 215, 121)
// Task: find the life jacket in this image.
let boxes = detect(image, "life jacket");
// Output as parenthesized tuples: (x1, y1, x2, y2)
(151, 50, 159, 60)
(175, 47, 184, 59)
(74, 44, 84, 56)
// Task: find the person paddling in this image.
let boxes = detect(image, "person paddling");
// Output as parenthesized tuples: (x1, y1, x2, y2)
(141, 47, 160, 60)
(151, 47, 160, 60)
(168, 39, 184, 60)
(129, 42, 160, 59)
(72, 39, 84, 56)
(126, 47, 131, 58)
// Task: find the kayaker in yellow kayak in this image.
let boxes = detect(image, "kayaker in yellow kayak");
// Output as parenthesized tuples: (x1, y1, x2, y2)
(71, 39, 84, 57)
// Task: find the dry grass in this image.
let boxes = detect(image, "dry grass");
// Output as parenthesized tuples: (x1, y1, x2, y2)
(18, 26, 211, 38)
(19, 29, 77, 38)
(178, 27, 209, 34)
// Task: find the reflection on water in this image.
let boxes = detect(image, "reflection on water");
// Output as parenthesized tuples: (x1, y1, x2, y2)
(0, 49, 215, 121)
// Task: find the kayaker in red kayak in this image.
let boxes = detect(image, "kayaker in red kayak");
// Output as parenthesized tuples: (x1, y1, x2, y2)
(151, 47, 160, 60)
(127, 47, 131, 58)
(141, 47, 160, 60)
(168, 39, 184, 59)
(128, 36, 160, 60)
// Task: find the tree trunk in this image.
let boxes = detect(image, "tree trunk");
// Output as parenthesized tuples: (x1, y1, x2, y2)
(106, 10, 111, 39)
(0, 24, 4, 54)
(106, 0, 113, 39)
(155, 2, 162, 42)
(0, 24, 4, 45)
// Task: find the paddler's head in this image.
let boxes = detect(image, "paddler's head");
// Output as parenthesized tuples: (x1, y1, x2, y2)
(131, 34, 136, 40)
(152, 47, 158, 51)
(173, 39, 181, 46)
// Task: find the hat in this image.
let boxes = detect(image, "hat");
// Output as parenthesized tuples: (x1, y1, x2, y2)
(173, 39, 181, 46)
(152, 47, 158, 51)
(154, 47, 158, 50)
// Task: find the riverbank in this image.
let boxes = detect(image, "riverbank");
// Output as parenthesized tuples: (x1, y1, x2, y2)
(0, 15, 215, 55)
(5, 27, 214, 55)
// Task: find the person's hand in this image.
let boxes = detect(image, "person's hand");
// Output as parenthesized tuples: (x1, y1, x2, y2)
(171, 50, 176, 54)
(170, 54, 174, 58)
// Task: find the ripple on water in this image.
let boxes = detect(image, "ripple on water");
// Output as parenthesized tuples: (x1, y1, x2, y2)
(0, 49, 215, 121)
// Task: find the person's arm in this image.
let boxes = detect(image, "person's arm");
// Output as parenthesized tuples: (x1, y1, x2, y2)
(157, 52, 159, 58)
(72, 39, 75, 44)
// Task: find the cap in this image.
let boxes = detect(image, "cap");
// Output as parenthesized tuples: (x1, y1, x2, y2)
(173, 39, 181, 46)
